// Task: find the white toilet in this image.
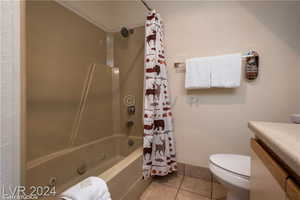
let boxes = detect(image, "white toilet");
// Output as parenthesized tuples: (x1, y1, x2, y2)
(209, 154, 250, 200)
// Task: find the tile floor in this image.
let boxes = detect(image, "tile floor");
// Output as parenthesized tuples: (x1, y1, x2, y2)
(140, 173, 227, 200)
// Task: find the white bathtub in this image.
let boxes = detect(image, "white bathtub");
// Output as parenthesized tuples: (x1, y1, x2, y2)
(100, 148, 151, 200)
(27, 135, 150, 200)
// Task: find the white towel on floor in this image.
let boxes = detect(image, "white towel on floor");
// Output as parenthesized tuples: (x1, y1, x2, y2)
(210, 53, 242, 88)
(60, 177, 111, 200)
(185, 57, 211, 89)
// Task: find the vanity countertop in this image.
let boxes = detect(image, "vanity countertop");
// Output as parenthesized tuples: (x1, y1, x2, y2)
(248, 121, 300, 177)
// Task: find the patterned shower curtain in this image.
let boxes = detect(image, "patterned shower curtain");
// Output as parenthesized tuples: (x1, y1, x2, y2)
(143, 10, 177, 178)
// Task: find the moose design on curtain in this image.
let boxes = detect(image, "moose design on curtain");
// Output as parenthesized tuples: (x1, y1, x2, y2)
(143, 10, 177, 178)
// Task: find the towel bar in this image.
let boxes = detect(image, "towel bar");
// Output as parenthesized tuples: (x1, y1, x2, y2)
(174, 51, 258, 69)
(174, 51, 259, 81)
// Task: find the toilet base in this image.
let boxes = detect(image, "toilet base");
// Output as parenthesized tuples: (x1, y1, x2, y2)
(226, 188, 249, 200)
(209, 163, 249, 200)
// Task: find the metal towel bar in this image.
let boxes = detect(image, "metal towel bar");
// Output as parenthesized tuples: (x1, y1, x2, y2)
(174, 50, 258, 69)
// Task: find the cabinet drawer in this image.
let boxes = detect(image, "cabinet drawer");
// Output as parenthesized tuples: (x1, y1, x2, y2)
(251, 139, 288, 190)
(287, 179, 300, 200)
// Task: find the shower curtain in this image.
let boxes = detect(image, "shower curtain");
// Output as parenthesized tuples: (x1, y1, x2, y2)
(143, 10, 177, 178)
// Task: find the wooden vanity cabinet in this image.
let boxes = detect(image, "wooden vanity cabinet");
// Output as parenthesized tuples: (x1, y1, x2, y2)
(251, 139, 287, 200)
(251, 139, 300, 200)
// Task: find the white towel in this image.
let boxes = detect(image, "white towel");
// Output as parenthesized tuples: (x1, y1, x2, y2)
(60, 177, 111, 200)
(210, 53, 242, 88)
(185, 57, 211, 89)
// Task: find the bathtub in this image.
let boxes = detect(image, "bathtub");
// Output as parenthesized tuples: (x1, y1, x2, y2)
(27, 135, 151, 200)
(100, 148, 151, 200)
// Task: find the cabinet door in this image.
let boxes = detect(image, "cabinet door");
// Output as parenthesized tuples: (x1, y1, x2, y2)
(250, 149, 286, 200)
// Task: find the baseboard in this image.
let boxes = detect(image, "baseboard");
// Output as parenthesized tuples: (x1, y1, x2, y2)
(177, 162, 212, 181)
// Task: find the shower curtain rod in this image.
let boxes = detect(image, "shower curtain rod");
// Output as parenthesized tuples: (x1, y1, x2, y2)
(141, 0, 152, 11)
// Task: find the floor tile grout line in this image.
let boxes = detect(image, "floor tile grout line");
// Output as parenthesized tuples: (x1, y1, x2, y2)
(174, 175, 185, 199)
(179, 187, 213, 199)
(180, 175, 213, 197)
(142, 172, 221, 200)
(178, 174, 213, 199)
(152, 175, 184, 189)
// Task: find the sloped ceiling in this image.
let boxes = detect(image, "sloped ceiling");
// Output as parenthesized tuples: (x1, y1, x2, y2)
(56, 0, 147, 32)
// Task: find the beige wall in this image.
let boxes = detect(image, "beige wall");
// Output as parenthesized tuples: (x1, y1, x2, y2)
(165, 2, 300, 167)
(26, 0, 111, 161)
(102, 1, 300, 167)
(0, 0, 22, 189)
(298, 67, 300, 113)
(114, 26, 145, 137)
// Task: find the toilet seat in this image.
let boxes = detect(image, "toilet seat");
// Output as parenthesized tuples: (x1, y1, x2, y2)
(209, 163, 250, 191)
(209, 154, 251, 191)
(209, 154, 250, 179)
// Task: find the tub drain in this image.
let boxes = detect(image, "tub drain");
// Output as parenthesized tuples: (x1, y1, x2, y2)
(77, 164, 87, 175)
(128, 139, 134, 146)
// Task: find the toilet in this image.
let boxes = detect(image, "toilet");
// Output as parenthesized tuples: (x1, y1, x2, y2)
(209, 154, 250, 200)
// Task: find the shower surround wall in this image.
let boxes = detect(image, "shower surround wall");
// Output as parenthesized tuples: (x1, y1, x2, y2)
(114, 26, 145, 138)
(26, 0, 111, 161)
(26, 0, 145, 191)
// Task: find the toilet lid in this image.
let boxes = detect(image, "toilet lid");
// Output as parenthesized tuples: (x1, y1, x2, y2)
(209, 154, 250, 177)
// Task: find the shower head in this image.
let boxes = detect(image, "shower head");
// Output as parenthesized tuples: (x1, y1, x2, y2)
(120, 27, 134, 38)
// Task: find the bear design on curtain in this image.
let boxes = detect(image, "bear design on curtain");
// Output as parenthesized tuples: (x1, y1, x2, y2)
(143, 10, 177, 178)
